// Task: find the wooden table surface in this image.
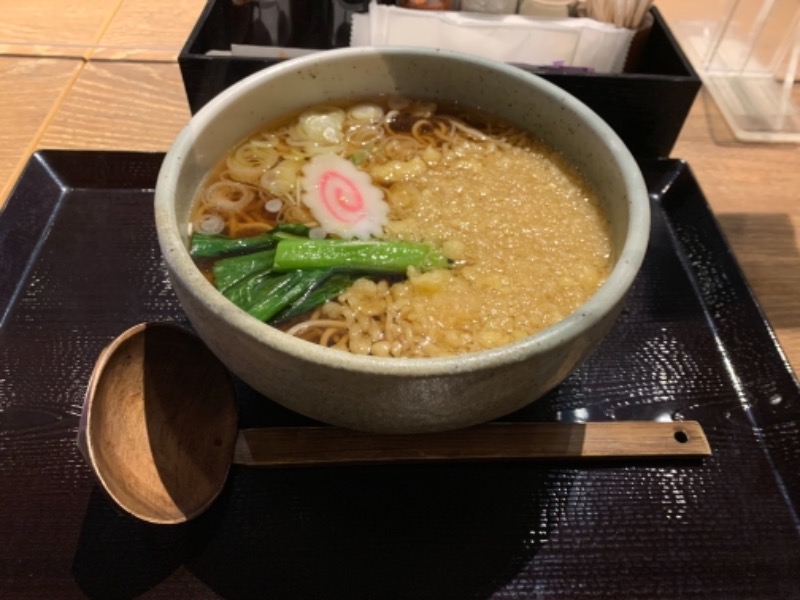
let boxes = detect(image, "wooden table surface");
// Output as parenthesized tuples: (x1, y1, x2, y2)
(1, 0, 798, 382)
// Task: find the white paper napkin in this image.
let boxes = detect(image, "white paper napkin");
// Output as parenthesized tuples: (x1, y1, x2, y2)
(351, 2, 635, 73)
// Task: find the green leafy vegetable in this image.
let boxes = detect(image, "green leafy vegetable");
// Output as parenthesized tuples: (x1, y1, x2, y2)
(273, 272, 356, 323)
(213, 249, 275, 292)
(246, 270, 332, 322)
(202, 228, 449, 325)
(221, 269, 276, 310)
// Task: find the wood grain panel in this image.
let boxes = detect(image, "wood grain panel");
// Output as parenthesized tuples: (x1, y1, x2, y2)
(0, 0, 121, 58)
(39, 61, 191, 151)
(0, 57, 84, 208)
(91, 0, 207, 61)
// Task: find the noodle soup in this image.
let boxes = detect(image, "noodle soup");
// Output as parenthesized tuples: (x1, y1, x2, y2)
(189, 97, 611, 358)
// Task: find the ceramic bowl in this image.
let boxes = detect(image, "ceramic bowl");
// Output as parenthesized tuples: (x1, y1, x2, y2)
(155, 47, 649, 433)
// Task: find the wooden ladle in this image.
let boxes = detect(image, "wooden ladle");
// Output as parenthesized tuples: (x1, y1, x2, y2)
(78, 323, 711, 525)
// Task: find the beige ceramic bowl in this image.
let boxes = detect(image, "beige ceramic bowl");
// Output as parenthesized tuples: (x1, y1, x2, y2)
(155, 47, 649, 434)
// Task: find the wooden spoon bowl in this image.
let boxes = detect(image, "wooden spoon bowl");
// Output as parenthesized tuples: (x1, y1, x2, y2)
(82, 323, 238, 524)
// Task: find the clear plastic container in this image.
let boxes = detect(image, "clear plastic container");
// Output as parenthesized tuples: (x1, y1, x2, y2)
(672, 0, 800, 142)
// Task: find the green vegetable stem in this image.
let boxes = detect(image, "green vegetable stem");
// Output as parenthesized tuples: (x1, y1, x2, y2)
(273, 239, 448, 273)
(190, 223, 310, 258)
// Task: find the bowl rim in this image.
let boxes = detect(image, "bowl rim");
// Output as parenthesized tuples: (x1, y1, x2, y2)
(156, 46, 650, 377)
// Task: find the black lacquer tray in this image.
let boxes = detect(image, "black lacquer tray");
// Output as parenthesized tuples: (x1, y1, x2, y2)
(0, 151, 798, 599)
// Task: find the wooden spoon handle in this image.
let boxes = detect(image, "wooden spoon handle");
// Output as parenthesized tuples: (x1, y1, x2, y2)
(233, 421, 710, 466)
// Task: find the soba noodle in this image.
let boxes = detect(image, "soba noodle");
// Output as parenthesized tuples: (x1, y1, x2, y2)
(191, 97, 612, 358)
